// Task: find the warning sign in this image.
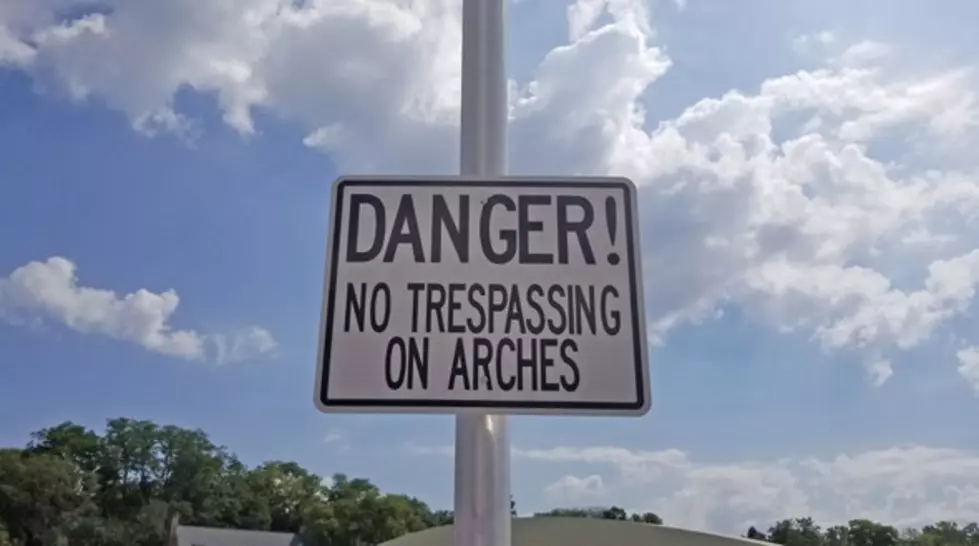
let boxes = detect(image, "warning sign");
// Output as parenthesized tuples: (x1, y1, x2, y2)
(314, 176, 649, 415)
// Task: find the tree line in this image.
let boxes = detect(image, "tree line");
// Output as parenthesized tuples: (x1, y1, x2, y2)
(7, 419, 974, 546)
(0, 418, 659, 546)
(744, 517, 979, 546)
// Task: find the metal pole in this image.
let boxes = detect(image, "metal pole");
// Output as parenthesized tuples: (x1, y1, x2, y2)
(454, 1, 510, 546)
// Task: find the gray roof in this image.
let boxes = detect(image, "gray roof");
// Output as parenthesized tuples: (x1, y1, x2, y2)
(379, 517, 767, 546)
(175, 525, 303, 546)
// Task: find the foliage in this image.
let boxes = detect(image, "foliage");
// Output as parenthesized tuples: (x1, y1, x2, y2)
(533, 506, 661, 524)
(10, 418, 979, 546)
(0, 418, 658, 546)
(7, 418, 979, 546)
(0, 419, 446, 546)
(747, 517, 979, 546)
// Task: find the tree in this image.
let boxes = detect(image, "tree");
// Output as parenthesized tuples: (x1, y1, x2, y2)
(535, 507, 605, 518)
(602, 506, 628, 520)
(28, 423, 101, 475)
(0, 449, 97, 546)
(304, 473, 433, 546)
(848, 518, 898, 546)
(640, 512, 662, 525)
(4, 419, 467, 546)
(825, 524, 849, 546)
(248, 461, 323, 533)
(430, 510, 454, 527)
(768, 518, 822, 546)
(12, 417, 979, 546)
(534, 506, 660, 524)
(630, 512, 662, 525)
(4, 419, 476, 546)
(917, 520, 969, 545)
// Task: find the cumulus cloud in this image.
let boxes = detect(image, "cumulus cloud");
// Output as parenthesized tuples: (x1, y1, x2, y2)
(2, 0, 979, 388)
(0, 257, 275, 364)
(411, 442, 979, 534)
(957, 346, 979, 394)
(543, 474, 607, 501)
(0, 0, 463, 167)
(210, 325, 278, 366)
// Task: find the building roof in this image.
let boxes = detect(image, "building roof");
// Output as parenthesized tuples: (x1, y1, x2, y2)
(174, 525, 303, 546)
(379, 517, 766, 546)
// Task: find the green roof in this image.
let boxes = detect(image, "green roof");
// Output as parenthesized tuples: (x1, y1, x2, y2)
(380, 518, 765, 546)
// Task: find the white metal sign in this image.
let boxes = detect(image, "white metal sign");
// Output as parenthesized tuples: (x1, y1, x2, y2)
(315, 176, 649, 416)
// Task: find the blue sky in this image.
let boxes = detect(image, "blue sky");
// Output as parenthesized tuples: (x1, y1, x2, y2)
(2, 0, 979, 535)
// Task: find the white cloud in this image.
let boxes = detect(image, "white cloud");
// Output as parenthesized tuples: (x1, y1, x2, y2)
(411, 442, 979, 534)
(0, 0, 464, 168)
(210, 326, 278, 366)
(0, 256, 275, 364)
(833, 40, 891, 67)
(956, 346, 979, 394)
(543, 474, 607, 501)
(2, 1, 979, 388)
(793, 30, 836, 55)
(323, 430, 351, 451)
(0, 25, 34, 66)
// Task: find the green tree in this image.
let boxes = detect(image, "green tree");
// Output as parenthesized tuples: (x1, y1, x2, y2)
(910, 520, 976, 546)
(28, 423, 102, 475)
(848, 518, 898, 546)
(602, 506, 628, 520)
(899, 527, 923, 546)
(627, 512, 662, 524)
(825, 524, 849, 546)
(0, 449, 96, 546)
(768, 517, 823, 546)
(430, 510, 454, 526)
(535, 507, 605, 518)
(26, 417, 979, 546)
(13, 420, 271, 543)
(3, 418, 466, 546)
(535, 506, 660, 524)
(304, 473, 433, 546)
(248, 461, 325, 533)
(639, 512, 663, 525)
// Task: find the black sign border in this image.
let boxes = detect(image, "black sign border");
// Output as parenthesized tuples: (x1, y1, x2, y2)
(316, 177, 648, 415)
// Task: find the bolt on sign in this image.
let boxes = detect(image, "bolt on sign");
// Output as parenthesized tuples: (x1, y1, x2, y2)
(314, 176, 650, 416)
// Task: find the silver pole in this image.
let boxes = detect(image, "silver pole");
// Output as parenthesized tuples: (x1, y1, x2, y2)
(453, 1, 510, 546)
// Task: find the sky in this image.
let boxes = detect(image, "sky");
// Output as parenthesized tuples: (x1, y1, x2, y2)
(2, 0, 979, 536)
